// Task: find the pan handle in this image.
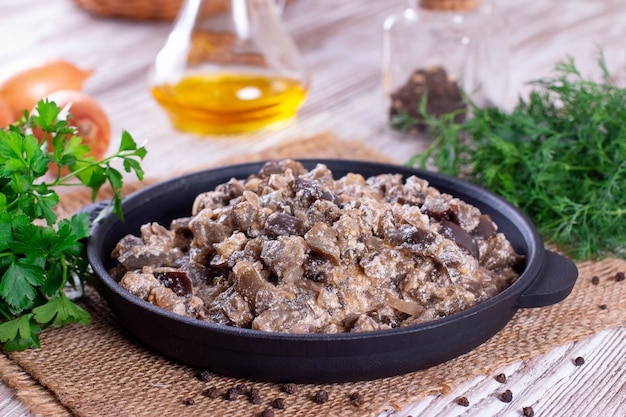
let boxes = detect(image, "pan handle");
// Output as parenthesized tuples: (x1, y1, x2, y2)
(515, 251, 579, 308)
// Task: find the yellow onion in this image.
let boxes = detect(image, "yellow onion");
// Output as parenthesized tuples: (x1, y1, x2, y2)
(0, 59, 94, 121)
(0, 96, 12, 127)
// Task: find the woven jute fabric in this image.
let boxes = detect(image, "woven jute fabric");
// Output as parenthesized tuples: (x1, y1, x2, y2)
(1, 132, 624, 417)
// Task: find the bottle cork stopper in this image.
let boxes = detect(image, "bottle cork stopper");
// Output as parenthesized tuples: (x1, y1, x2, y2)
(420, 0, 482, 12)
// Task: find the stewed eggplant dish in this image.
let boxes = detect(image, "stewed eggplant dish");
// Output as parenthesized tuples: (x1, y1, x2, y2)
(110, 159, 523, 333)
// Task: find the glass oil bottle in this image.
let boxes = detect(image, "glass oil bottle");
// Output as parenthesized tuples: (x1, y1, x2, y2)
(383, 0, 509, 134)
(149, 0, 310, 135)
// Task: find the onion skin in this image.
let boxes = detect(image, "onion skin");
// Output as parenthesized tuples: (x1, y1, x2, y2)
(34, 90, 111, 173)
(0, 96, 12, 127)
(0, 60, 94, 121)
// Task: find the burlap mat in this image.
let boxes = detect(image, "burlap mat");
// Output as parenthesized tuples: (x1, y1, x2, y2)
(1, 132, 624, 417)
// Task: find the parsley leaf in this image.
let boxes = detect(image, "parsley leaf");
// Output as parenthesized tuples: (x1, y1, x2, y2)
(0, 314, 42, 351)
(0, 261, 44, 310)
(32, 294, 90, 328)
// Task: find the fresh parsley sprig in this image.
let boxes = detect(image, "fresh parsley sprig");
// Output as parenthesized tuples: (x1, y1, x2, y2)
(402, 53, 626, 261)
(0, 99, 146, 351)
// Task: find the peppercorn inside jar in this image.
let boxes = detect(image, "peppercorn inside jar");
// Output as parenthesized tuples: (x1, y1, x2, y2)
(383, 0, 509, 134)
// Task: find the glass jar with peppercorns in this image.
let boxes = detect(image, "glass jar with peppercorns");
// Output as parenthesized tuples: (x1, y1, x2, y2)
(383, 0, 509, 134)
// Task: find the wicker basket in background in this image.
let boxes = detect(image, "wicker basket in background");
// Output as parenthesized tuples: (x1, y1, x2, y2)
(71, 0, 291, 21)
(72, 0, 182, 20)
(72, 0, 193, 20)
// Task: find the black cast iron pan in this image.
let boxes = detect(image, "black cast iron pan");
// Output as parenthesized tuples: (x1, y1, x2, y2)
(87, 159, 578, 383)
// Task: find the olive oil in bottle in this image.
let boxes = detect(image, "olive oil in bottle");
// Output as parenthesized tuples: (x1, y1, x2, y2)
(149, 0, 309, 135)
(151, 73, 307, 135)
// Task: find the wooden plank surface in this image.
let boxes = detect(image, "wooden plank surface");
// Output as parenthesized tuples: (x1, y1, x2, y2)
(0, 0, 625, 416)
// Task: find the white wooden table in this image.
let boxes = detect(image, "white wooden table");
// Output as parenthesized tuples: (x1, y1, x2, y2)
(0, 0, 625, 415)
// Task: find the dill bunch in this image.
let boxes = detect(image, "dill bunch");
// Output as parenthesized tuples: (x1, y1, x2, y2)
(402, 54, 626, 261)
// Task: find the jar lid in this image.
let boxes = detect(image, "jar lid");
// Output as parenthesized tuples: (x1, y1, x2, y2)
(420, 0, 482, 11)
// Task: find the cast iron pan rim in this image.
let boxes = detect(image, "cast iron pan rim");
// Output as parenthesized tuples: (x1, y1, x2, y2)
(89, 159, 545, 343)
